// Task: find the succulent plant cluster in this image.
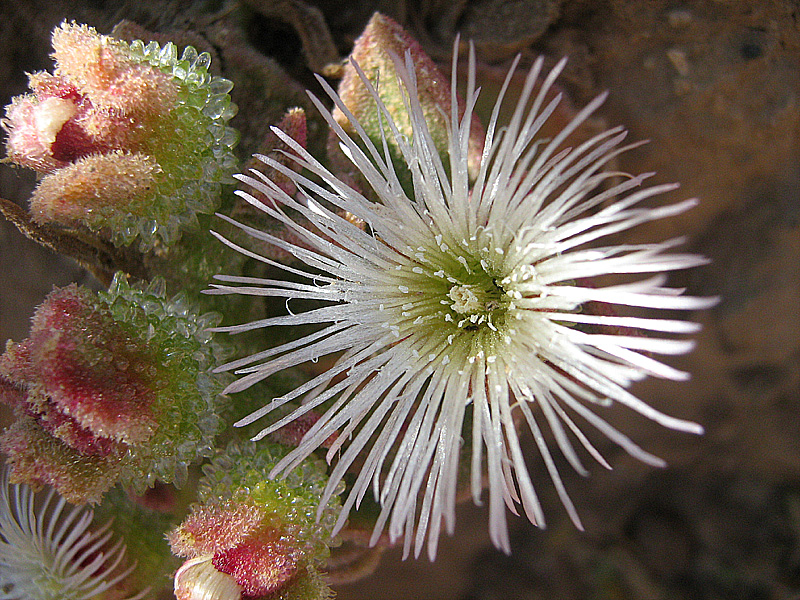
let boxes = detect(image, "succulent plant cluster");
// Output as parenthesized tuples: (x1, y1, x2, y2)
(0, 19, 344, 600)
(0, 12, 711, 600)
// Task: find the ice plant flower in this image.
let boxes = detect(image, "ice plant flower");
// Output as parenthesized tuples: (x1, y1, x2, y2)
(0, 468, 146, 600)
(207, 44, 716, 559)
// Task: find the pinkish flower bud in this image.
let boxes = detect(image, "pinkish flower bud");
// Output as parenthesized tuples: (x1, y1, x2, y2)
(228, 107, 328, 267)
(263, 107, 307, 198)
(169, 500, 302, 600)
(170, 500, 266, 558)
(241, 107, 308, 204)
(51, 22, 177, 122)
(278, 107, 308, 151)
(0, 414, 121, 504)
(3, 284, 160, 444)
(0, 274, 228, 503)
(212, 527, 300, 598)
(0, 284, 157, 501)
(269, 410, 337, 449)
(30, 151, 162, 228)
(2, 21, 239, 250)
(3, 94, 77, 172)
(169, 442, 341, 600)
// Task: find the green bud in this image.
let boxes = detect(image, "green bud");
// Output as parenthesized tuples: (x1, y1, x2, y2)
(331, 13, 484, 197)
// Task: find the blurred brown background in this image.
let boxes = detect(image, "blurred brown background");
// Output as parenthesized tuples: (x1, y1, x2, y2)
(1, 1, 798, 598)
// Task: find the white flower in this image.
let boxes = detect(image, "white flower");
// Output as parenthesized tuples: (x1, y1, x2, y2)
(208, 46, 716, 559)
(0, 469, 145, 600)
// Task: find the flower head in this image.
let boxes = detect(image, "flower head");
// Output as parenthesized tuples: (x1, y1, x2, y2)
(208, 43, 715, 559)
(0, 468, 145, 600)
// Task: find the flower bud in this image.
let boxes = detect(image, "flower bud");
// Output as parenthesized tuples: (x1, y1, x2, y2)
(331, 13, 484, 193)
(169, 442, 341, 599)
(0, 273, 229, 503)
(2, 22, 240, 250)
(251, 107, 307, 198)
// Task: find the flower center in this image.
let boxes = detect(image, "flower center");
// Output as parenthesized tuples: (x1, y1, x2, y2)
(448, 284, 501, 316)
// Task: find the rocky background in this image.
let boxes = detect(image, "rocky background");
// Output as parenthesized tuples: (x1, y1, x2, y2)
(1, 1, 798, 598)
